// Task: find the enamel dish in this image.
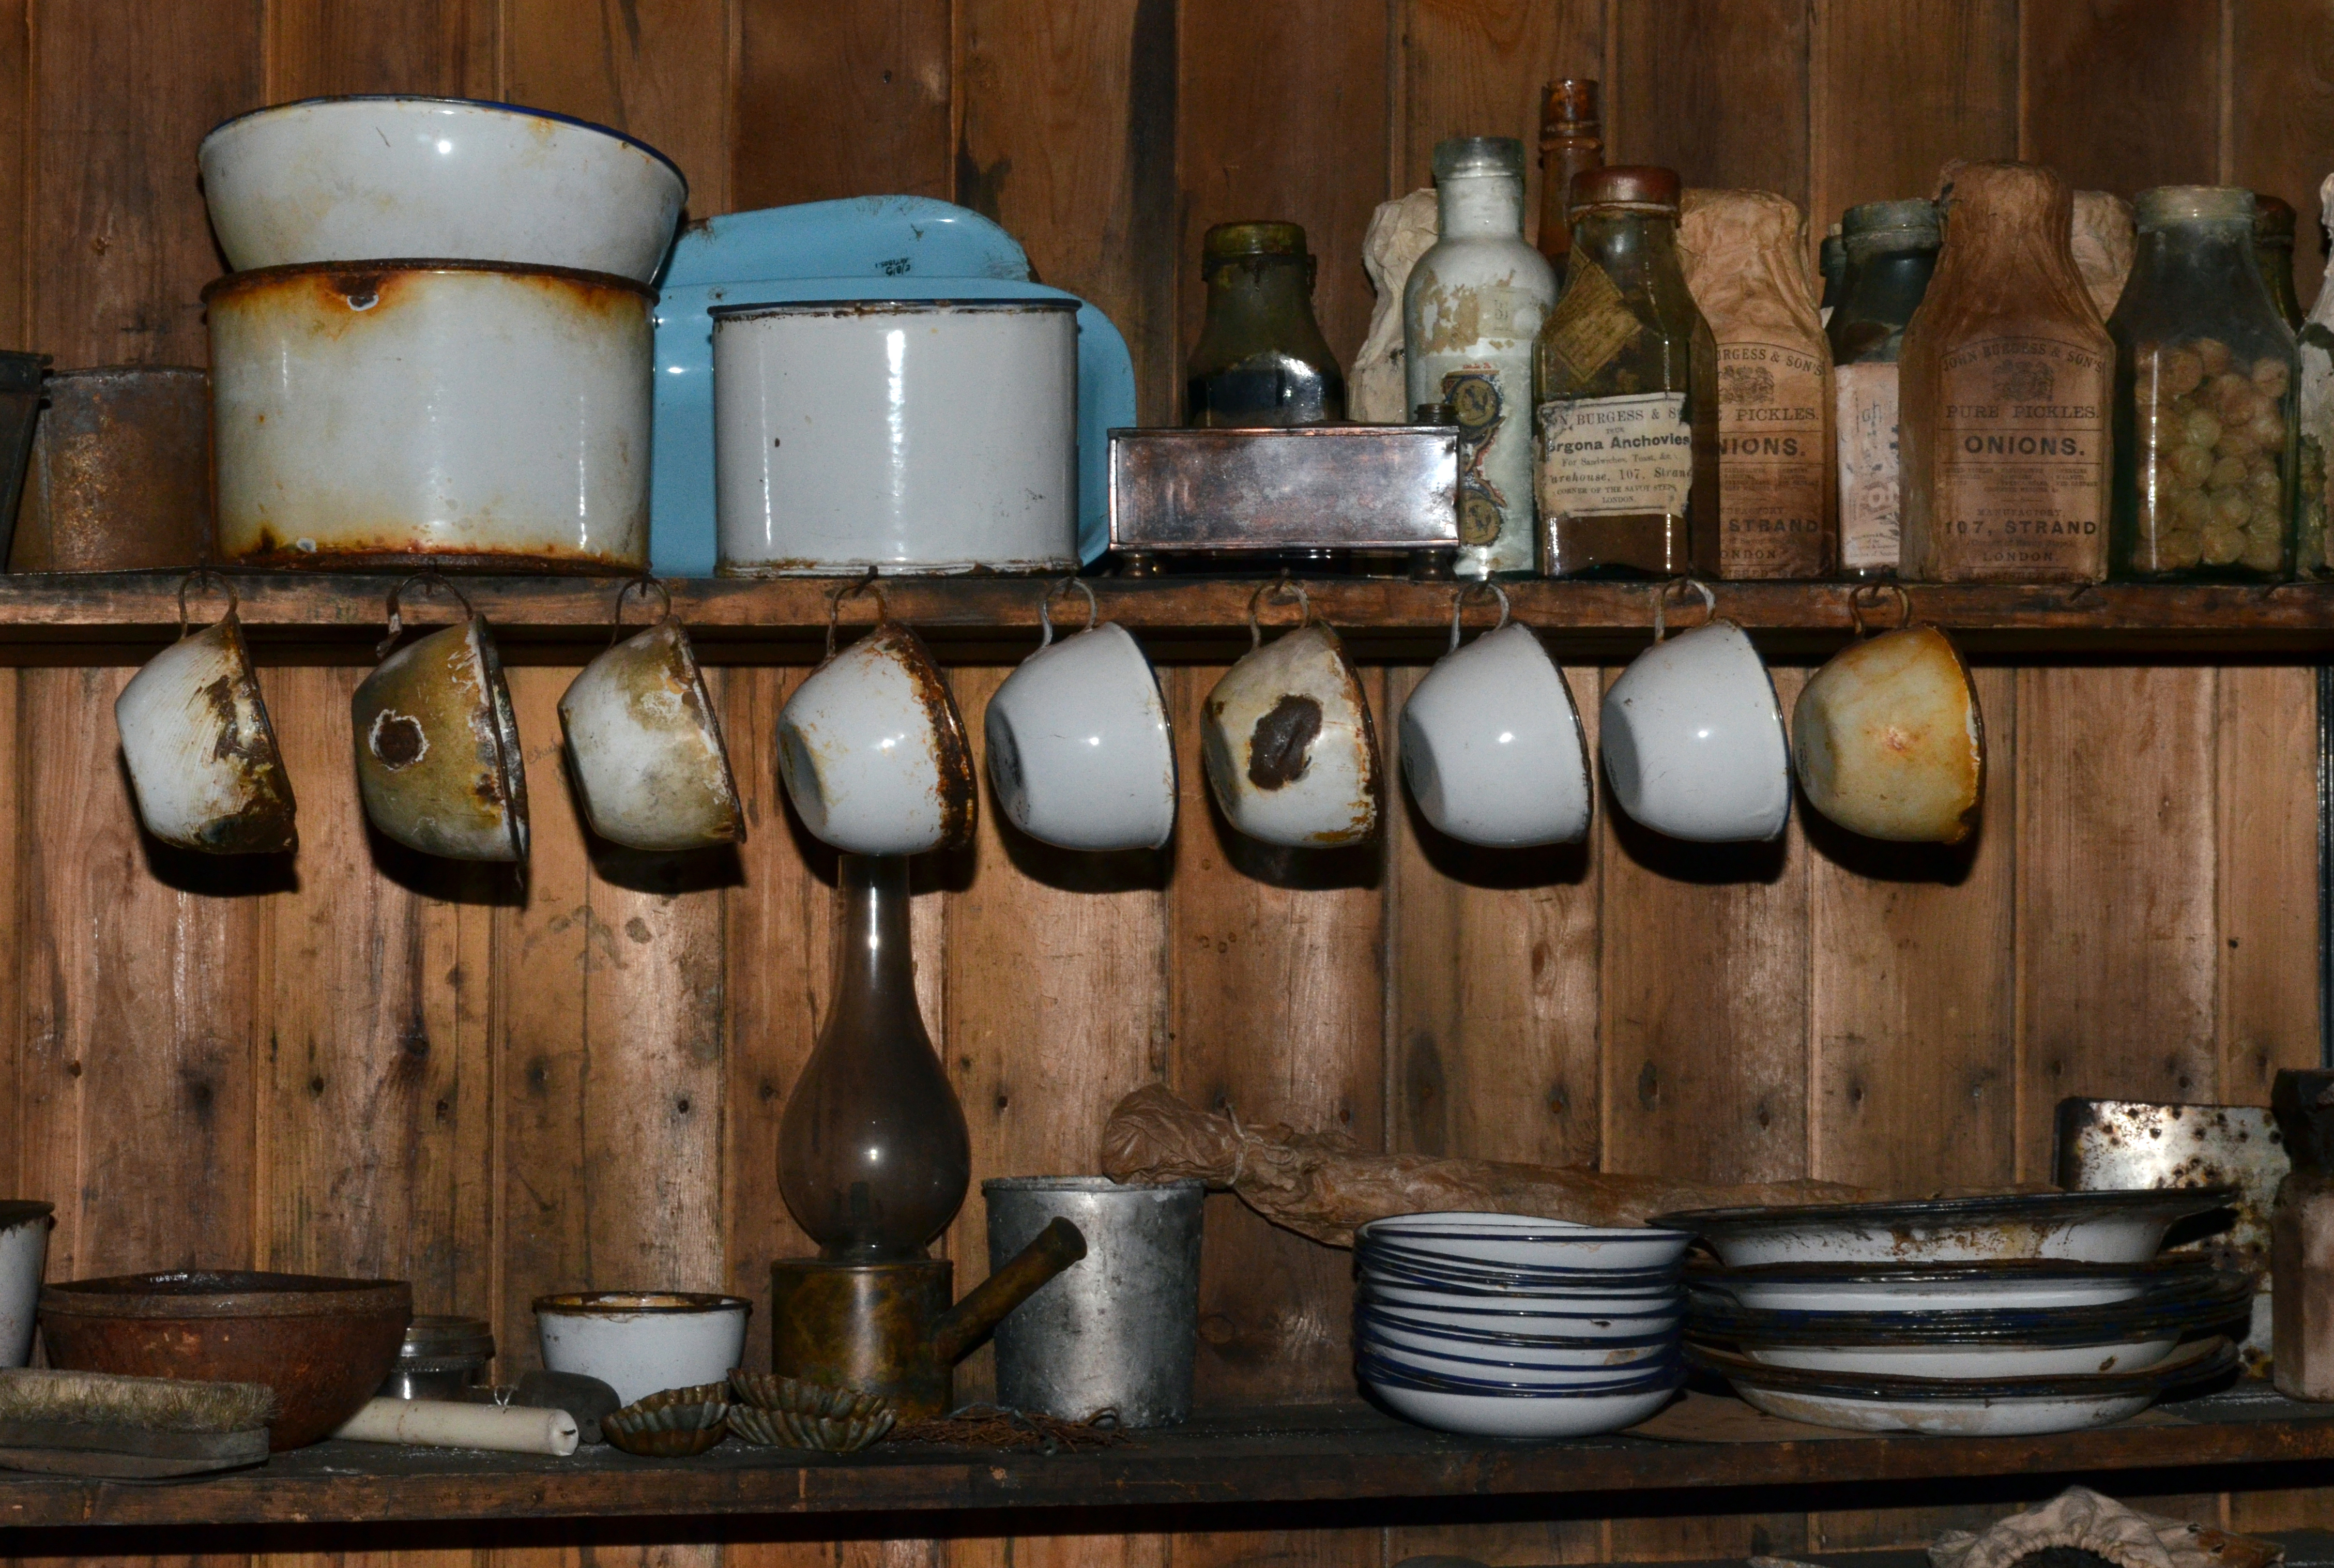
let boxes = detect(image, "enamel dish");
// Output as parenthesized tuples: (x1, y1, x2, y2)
(1652, 1188, 2237, 1267)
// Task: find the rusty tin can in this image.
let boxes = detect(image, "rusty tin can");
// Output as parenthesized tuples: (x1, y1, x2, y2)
(205, 261, 651, 573)
(10, 367, 210, 573)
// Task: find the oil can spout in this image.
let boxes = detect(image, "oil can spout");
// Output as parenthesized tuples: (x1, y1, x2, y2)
(932, 1216, 1087, 1366)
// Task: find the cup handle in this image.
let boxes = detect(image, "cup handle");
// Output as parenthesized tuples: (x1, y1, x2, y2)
(177, 568, 237, 641)
(1847, 581, 1912, 637)
(1446, 581, 1511, 653)
(825, 569, 885, 659)
(1246, 571, 1311, 650)
(608, 576, 675, 645)
(380, 571, 475, 659)
(1037, 577, 1098, 648)
(1651, 577, 1715, 643)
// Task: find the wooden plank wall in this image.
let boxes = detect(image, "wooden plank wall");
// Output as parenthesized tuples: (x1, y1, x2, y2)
(0, 3, 2329, 1567)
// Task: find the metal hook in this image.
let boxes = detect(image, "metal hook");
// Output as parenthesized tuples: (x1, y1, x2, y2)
(1651, 577, 1715, 643)
(1848, 581, 1912, 638)
(1037, 577, 1099, 649)
(824, 568, 884, 660)
(608, 575, 676, 645)
(176, 568, 237, 640)
(379, 571, 476, 659)
(1245, 571, 1313, 650)
(1446, 581, 1512, 654)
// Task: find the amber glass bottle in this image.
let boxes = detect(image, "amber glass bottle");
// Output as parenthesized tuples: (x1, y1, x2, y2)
(777, 855, 971, 1262)
(1186, 222, 1345, 428)
(1534, 80, 1602, 285)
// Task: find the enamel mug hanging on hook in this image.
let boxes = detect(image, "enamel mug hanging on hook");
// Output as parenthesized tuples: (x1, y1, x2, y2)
(559, 579, 745, 852)
(352, 575, 529, 862)
(115, 571, 296, 854)
(984, 579, 1176, 852)
(1792, 584, 1985, 844)
(1399, 583, 1590, 848)
(1201, 579, 1382, 849)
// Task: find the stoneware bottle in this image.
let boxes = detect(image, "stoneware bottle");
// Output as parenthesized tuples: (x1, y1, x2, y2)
(1405, 136, 1559, 578)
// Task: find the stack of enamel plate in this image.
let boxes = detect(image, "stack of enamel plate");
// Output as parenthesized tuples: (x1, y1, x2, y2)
(1352, 1212, 1691, 1438)
(1653, 1190, 2250, 1436)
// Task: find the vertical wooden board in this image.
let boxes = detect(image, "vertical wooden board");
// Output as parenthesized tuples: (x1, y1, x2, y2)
(0, 0, 29, 350)
(1612, 0, 1809, 211)
(1386, 1515, 1605, 1568)
(30, 0, 262, 365)
(267, 0, 475, 99)
(959, 0, 1180, 420)
(1387, 664, 1601, 1167)
(1167, 1530, 1381, 1568)
(2015, 667, 2219, 1182)
(494, 664, 592, 1371)
(1809, 665, 2017, 1191)
(954, 1537, 1167, 1568)
(733, 0, 952, 208)
(1175, 0, 1387, 377)
(2230, 0, 2334, 319)
(1164, 663, 1385, 1406)
(2215, 665, 2320, 1104)
(1809, 0, 2018, 234)
(16, 667, 261, 1280)
(1607, 1509, 1808, 1565)
(941, 665, 1169, 1402)
(504, 0, 735, 216)
(2230, 1482, 2334, 1533)
(2020, 0, 2219, 194)
(1600, 665, 1812, 1186)
(1397, 0, 1604, 244)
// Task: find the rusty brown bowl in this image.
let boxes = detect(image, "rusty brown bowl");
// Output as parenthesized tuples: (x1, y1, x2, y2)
(39, 1270, 410, 1449)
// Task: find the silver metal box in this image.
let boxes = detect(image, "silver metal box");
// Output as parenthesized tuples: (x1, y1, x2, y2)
(1107, 425, 1459, 558)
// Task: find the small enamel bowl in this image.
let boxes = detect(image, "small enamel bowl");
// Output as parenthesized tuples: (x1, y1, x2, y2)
(534, 1291, 752, 1408)
(1600, 586, 1790, 843)
(1399, 592, 1590, 848)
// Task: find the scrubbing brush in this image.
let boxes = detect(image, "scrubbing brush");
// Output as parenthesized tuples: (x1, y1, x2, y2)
(0, 1368, 274, 1479)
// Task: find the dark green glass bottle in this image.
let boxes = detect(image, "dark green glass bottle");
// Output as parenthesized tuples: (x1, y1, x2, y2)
(1827, 198, 1941, 579)
(1186, 222, 1345, 427)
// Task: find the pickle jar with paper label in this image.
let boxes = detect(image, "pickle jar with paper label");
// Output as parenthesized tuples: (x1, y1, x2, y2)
(2109, 187, 2296, 581)
(1827, 199, 1941, 580)
(1532, 165, 1718, 577)
(1900, 161, 2113, 582)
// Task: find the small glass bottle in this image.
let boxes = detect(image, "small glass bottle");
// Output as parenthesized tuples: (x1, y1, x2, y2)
(1406, 136, 1558, 579)
(1535, 80, 1602, 286)
(1532, 165, 1717, 577)
(1818, 229, 1847, 327)
(2109, 186, 2296, 581)
(1828, 199, 1941, 580)
(1186, 222, 1345, 428)
(2256, 194, 2306, 332)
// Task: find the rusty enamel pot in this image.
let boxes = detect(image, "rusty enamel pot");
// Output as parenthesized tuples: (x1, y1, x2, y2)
(39, 1270, 411, 1449)
(1200, 583, 1381, 849)
(352, 580, 528, 862)
(1792, 611, 1985, 845)
(205, 260, 651, 573)
(559, 581, 743, 852)
(115, 579, 295, 854)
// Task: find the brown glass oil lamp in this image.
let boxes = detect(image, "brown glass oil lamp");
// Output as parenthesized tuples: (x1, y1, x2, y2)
(771, 853, 1086, 1416)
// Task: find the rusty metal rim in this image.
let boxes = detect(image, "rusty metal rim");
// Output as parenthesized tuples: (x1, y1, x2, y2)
(532, 1290, 752, 1316)
(201, 258, 657, 305)
(201, 94, 688, 191)
(40, 1270, 410, 1319)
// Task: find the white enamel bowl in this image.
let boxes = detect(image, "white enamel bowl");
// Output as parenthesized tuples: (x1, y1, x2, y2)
(1742, 1336, 2180, 1379)
(1735, 1381, 2160, 1437)
(1599, 619, 1790, 843)
(1357, 1214, 1692, 1272)
(1653, 1189, 2236, 1268)
(1709, 1276, 2149, 1312)
(1398, 622, 1591, 847)
(1366, 1298, 1683, 1339)
(776, 623, 975, 857)
(1364, 1319, 1675, 1372)
(1363, 1374, 1680, 1439)
(984, 621, 1177, 852)
(533, 1291, 751, 1408)
(200, 97, 687, 283)
(1360, 1278, 1677, 1310)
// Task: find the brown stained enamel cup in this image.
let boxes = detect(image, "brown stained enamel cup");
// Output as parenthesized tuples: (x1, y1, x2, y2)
(39, 1270, 412, 1449)
(352, 616, 529, 862)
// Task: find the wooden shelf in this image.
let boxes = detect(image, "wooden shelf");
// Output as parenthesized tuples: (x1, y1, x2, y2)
(2, 572, 2331, 662)
(6, 1389, 2334, 1531)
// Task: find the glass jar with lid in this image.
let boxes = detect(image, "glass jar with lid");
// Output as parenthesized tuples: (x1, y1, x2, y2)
(2109, 186, 2297, 581)
(1828, 198, 1941, 580)
(2255, 194, 2306, 332)
(1532, 164, 1718, 576)
(1186, 222, 1345, 428)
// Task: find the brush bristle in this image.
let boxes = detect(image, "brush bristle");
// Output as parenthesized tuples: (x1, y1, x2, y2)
(0, 1368, 276, 1432)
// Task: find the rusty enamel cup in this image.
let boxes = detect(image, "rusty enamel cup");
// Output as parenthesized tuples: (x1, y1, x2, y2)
(1200, 580, 1382, 849)
(114, 573, 296, 855)
(559, 580, 744, 852)
(352, 577, 528, 862)
(1792, 587, 1986, 844)
(775, 587, 975, 857)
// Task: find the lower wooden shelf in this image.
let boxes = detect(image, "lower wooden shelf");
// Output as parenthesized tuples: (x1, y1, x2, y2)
(7, 1387, 2334, 1530)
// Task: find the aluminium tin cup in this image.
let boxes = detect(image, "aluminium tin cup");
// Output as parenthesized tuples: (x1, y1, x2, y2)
(983, 1176, 1203, 1428)
(10, 366, 210, 573)
(205, 261, 651, 573)
(712, 298, 1079, 575)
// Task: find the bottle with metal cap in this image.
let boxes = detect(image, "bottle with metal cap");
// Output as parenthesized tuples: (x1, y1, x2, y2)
(1532, 164, 1717, 577)
(1828, 198, 1942, 579)
(1185, 222, 1345, 428)
(1405, 136, 1558, 578)
(2255, 193, 2306, 332)
(1535, 80, 1603, 285)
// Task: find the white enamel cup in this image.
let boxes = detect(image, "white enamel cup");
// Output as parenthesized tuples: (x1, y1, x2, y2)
(1599, 582, 1791, 843)
(984, 582, 1176, 852)
(1200, 584, 1382, 849)
(1399, 586, 1590, 847)
(776, 604, 977, 857)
